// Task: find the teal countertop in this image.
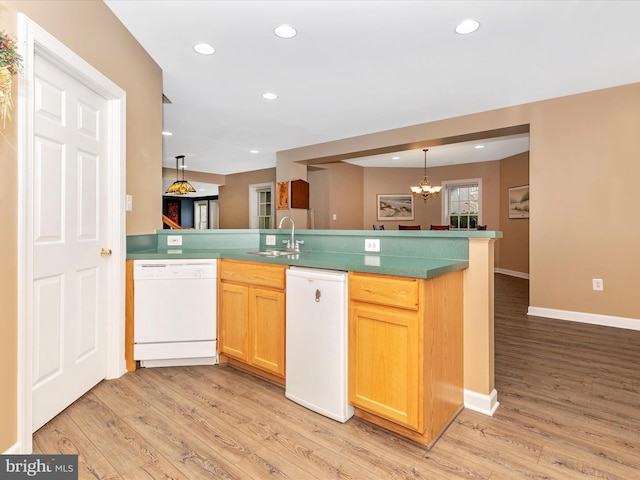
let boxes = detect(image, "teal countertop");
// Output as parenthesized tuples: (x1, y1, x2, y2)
(126, 229, 502, 279)
(128, 247, 467, 279)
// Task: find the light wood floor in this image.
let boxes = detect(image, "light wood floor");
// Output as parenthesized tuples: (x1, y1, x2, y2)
(34, 274, 640, 479)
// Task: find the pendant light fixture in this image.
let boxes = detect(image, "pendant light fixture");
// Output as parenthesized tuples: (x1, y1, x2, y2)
(165, 155, 196, 195)
(410, 148, 442, 201)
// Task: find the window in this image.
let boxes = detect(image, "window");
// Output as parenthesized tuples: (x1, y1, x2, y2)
(442, 179, 482, 230)
(248, 182, 275, 228)
(257, 187, 272, 229)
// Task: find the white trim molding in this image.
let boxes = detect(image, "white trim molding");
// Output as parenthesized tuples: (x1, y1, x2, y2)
(495, 268, 529, 280)
(528, 307, 640, 331)
(3, 443, 21, 454)
(464, 389, 500, 416)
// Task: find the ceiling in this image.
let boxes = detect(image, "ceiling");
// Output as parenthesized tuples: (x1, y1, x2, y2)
(104, 1, 640, 178)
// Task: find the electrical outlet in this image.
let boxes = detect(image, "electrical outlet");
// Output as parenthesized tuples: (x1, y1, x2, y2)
(365, 238, 380, 252)
(592, 278, 604, 291)
(167, 235, 182, 246)
(265, 235, 276, 246)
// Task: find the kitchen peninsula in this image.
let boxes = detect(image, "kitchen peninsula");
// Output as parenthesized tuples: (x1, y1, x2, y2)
(126, 228, 501, 447)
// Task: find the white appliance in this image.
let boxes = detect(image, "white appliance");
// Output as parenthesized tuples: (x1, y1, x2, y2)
(285, 267, 354, 423)
(134, 259, 218, 367)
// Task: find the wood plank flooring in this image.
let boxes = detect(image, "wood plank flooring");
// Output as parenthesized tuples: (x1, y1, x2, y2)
(33, 274, 640, 479)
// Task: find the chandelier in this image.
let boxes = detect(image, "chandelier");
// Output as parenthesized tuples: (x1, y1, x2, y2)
(165, 155, 196, 194)
(410, 148, 442, 201)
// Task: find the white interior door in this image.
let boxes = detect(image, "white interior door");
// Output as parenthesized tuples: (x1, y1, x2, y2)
(31, 54, 110, 431)
(194, 200, 208, 229)
(208, 199, 219, 229)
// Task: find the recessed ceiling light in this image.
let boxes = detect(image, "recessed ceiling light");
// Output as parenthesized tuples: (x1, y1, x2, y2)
(392, 156, 400, 160)
(250, 150, 259, 154)
(475, 145, 485, 149)
(193, 43, 215, 55)
(162, 131, 172, 136)
(262, 92, 278, 100)
(274, 24, 297, 39)
(455, 19, 480, 35)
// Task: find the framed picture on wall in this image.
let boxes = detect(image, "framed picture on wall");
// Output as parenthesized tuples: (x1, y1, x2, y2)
(277, 181, 289, 209)
(508, 185, 529, 218)
(377, 194, 415, 221)
(166, 200, 181, 224)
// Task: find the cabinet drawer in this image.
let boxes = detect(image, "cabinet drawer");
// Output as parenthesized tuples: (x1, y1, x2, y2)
(349, 272, 419, 310)
(220, 260, 287, 290)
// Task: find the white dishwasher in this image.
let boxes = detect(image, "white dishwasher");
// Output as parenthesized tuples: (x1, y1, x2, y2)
(134, 259, 218, 367)
(285, 267, 354, 423)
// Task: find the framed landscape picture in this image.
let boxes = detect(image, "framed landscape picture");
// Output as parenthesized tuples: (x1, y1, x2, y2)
(508, 185, 529, 218)
(377, 194, 415, 221)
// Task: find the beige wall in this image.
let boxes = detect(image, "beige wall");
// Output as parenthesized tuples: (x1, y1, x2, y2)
(363, 161, 501, 232)
(279, 83, 640, 322)
(499, 152, 530, 274)
(308, 163, 364, 229)
(218, 168, 276, 228)
(529, 86, 639, 319)
(0, 5, 18, 450)
(0, 0, 162, 451)
(308, 168, 330, 229)
(325, 162, 364, 229)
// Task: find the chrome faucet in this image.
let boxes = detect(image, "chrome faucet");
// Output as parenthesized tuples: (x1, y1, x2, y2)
(278, 216, 303, 252)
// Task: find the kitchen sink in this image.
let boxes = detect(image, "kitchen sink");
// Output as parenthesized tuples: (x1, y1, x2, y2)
(246, 250, 300, 257)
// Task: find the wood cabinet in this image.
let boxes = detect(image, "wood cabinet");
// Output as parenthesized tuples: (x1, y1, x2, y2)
(125, 259, 136, 371)
(290, 179, 309, 209)
(218, 259, 287, 382)
(348, 270, 464, 448)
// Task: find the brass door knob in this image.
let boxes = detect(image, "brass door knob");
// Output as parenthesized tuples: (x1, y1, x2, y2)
(100, 248, 112, 257)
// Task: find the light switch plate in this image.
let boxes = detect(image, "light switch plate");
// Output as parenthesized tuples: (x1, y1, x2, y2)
(265, 235, 276, 246)
(365, 238, 380, 252)
(167, 235, 182, 246)
(125, 194, 133, 212)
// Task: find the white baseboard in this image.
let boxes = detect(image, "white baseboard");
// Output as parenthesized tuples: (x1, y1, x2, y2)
(3, 442, 22, 454)
(464, 388, 499, 416)
(495, 268, 529, 279)
(528, 307, 640, 331)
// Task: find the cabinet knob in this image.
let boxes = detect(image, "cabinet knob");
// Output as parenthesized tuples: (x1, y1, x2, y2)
(315, 289, 321, 302)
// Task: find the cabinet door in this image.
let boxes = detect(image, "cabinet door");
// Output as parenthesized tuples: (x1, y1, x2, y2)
(348, 303, 422, 431)
(219, 282, 249, 362)
(249, 287, 285, 376)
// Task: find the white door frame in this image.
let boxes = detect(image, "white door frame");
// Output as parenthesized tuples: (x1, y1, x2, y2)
(16, 14, 126, 453)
